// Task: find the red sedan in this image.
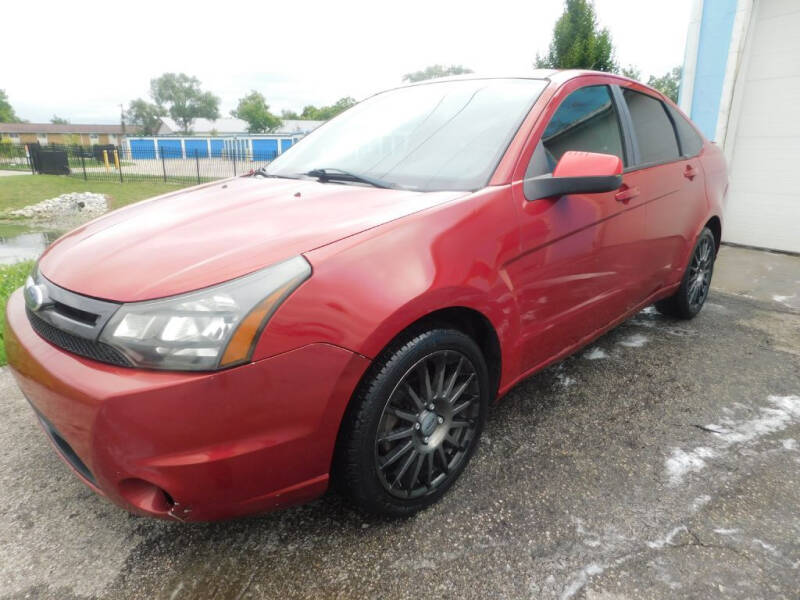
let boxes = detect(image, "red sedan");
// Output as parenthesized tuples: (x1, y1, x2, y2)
(6, 71, 726, 520)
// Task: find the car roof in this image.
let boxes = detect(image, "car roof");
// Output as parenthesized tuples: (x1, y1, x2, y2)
(389, 69, 649, 91)
(369, 70, 669, 109)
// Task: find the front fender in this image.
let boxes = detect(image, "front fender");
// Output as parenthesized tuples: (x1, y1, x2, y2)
(254, 186, 521, 384)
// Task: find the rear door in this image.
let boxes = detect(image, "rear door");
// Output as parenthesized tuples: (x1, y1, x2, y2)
(667, 103, 711, 280)
(617, 87, 708, 293)
(506, 80, 645, 373)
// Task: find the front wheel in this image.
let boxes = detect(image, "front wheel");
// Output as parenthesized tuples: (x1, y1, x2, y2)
(333, 329, 489, 517)
(655, 227, 716, 319)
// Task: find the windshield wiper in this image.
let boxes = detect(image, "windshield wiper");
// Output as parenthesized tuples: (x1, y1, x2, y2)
(304, 168, 396, 189)
(253, 166, 300, 180)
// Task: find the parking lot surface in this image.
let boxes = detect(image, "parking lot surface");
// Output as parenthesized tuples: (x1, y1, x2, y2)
(1, 245, 798, 599)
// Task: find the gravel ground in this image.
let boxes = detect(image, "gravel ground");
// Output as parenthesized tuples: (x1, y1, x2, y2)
(0, 246, 798, 599)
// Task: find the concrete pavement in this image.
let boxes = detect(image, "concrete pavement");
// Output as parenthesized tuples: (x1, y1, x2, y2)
(1, 245, 798, 599)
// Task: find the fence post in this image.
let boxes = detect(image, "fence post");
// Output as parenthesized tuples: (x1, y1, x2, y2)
(161, 148, 167, 183)
(232, 146, 237, 176)
(115, 149, 123, 183)
(80, 151, 87, 180)
(27, 145, 35, 174)
(195, 149, 200, 184)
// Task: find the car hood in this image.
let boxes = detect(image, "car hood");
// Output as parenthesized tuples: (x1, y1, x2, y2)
(38, 177, 465, 302)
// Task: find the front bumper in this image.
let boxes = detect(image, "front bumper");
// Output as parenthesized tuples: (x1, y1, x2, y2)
(5, 289, 370, 521)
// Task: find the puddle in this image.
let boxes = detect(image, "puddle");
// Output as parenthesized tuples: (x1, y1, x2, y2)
(0, 228, 63, 264)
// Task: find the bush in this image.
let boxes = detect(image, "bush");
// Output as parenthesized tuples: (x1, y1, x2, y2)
(0, 260, 33, 365)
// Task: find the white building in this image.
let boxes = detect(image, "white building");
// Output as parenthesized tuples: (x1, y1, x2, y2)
(681, 0, 800, 253)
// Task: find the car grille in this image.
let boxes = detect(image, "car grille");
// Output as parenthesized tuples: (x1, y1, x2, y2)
(27, 307, 132, 367)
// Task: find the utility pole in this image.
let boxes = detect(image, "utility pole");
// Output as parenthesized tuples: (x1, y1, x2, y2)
(119, 103, 126, 137)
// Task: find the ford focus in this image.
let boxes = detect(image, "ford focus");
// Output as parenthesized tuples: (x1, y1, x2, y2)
(5, 70, 726, 520)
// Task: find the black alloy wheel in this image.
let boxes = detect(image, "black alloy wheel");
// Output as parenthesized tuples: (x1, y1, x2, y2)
(686, 233, 714, 311)
(655, 227, 717, 319)
(374, 349, 481, 499)
(334, 328, 489, 517)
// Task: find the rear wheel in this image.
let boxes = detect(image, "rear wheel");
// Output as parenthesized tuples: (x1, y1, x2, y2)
(334, 329, 489, 517)
(655, 227, 716, 319)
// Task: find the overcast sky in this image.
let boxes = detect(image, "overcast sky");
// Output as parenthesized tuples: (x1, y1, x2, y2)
(3, 0, 692, 124)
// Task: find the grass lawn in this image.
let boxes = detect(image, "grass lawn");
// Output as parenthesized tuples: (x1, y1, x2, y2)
(0, 174, 191, 213)
(0, 163, 30, 172)
(0, 175, 195, 365)
(0, 260, 33, 365)
(0, 222, 34, 237)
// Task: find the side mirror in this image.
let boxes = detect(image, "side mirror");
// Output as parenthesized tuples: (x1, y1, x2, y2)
(524, 151, 623, 200)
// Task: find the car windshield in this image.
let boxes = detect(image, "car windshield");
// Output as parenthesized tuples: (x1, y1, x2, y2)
(265, 78, 547, 192)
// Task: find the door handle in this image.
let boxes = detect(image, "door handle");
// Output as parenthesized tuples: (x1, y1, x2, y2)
(684, 165, 698, 180)
(615, 185, 640, 203)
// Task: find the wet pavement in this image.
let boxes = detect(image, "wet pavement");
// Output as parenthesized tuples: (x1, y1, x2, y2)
(1, 245, 798, 599)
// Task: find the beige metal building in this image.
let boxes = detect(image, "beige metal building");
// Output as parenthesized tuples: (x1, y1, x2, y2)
(0, 123, 127, 147)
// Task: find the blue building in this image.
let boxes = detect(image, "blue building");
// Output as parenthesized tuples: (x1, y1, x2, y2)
(680, 0, 800, 253)
(125, 117, 324, 162)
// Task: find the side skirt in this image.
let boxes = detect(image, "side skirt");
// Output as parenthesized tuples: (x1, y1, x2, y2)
(496, 282, 681, 399)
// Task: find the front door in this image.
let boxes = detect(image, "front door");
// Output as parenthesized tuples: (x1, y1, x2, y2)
(506, 82, 645, 374)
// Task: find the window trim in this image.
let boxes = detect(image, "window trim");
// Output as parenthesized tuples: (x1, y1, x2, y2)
(610, 85, 638, 166)
(614, 85, 684, 172)
(608, 85, 634, 167)
(666, 104, 704, 159)
(662, 103, 685, 157)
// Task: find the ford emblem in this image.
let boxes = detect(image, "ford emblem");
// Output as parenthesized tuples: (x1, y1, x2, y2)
(24, 278, 49, 312)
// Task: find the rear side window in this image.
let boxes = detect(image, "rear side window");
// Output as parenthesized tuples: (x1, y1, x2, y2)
(622, 89, 680, 166)
(528, 85, 625, 177)
(667, 105, 704, 157)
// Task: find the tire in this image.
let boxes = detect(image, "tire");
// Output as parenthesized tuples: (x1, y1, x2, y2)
(655, 227, 716, 319)
(333, 328, 490, 517)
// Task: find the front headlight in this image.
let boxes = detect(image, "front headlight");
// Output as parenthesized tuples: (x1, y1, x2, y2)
(99, 256, 311, 371)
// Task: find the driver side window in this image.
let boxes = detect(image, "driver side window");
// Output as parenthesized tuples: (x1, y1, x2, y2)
(527, 85, 626, 179)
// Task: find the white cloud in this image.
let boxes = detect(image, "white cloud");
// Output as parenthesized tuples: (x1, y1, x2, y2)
(3, 0, 692, 123)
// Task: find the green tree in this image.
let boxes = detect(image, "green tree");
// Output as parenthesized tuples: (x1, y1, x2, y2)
(281, 109, 301, 120)
(619, 64, 642, 81)
(0, 90, 22, 123)
(323, 97, 356, 119)
(299, 105, 317, 119)
(535, 0, 616, 72)
(150, 73, 220, 134)
(402, 64, 474, 83)
(299, 97, 357, 120)
(647, 66, 682, 103)
(125, 98, 165, 136)
(231, 91, 282, 133)
(50, 115, 69, 124)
